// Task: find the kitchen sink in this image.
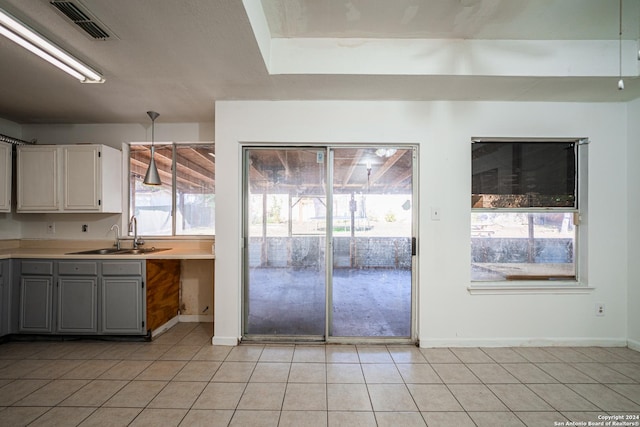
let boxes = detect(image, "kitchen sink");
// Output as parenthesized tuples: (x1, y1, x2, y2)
(68, 248, 122, 255)
(120, 248, 170, 255)
(67, 247, 170, 255)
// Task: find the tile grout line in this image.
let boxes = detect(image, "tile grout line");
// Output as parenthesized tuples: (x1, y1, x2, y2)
(387, 344, 437, 426)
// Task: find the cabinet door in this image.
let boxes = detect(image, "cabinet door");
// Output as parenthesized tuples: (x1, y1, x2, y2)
(63, 145, 100, 210)
(0, 276, 5, 336)
(19, 277, 53, 332)
(0, 142, 10, 212)
(17, 146, 58, 211)
(57, 277, 97, 333)
(101, 277, 144, 334)
(0, 260, 11, 337)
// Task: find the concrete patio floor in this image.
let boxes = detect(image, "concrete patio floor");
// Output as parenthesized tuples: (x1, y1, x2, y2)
(245, 268, 412, 338)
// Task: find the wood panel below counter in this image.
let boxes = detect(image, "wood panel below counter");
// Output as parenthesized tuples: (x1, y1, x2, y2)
(146, 259, 180, 332)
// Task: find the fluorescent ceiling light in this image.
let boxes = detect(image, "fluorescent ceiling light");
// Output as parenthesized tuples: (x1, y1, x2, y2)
(0, 7, 104, 83)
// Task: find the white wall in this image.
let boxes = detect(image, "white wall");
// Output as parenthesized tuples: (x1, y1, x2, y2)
(0, 214, 21, 240)
(627, 98, 640, 350)
(0, 117, 22, 140)
(181, 259, 215, 317)
(17, 213, 122, 241)
(214, 100, 629, 347)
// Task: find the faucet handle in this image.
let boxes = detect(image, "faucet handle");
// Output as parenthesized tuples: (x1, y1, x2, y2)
(136, 237, 145, 247)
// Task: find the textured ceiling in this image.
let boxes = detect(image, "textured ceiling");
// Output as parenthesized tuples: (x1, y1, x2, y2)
(0, 0, 638, 125)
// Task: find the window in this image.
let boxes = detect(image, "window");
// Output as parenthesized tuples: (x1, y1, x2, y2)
(471, 139, 582, 282)
(129, 142, 215, 236)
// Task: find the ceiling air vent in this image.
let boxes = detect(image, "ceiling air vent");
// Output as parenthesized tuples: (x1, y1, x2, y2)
(50, 1, 111, 40)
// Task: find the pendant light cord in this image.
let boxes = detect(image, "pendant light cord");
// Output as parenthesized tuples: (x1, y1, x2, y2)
(617, 0, 625, 90)
(619, 0, 623, 82)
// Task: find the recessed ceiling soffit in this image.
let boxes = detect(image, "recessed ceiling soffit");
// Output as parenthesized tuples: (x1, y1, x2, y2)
(245, 0, 640, 80)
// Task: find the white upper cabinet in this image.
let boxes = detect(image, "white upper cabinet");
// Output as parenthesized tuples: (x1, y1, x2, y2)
(0, 142, 11, 212)
(63, 145, 121, 212)
(17, 144, 122, 213)
(17, 145, 58, 211)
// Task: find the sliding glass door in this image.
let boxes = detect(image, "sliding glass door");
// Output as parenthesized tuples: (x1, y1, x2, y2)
(244, 148, 327, 337)
(330, 148, 413, 338)
(243, 146, 415, 341)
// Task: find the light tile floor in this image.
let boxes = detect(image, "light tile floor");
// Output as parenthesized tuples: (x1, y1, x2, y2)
(0, 323, 639, 426)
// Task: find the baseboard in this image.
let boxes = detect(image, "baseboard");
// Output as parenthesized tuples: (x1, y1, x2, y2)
(419, 337, 629, 348)
(628, 338, 640, 351)
(151, 316, 180, 338)
(212, 336, 240, 346)
(178, 314, 213, 323)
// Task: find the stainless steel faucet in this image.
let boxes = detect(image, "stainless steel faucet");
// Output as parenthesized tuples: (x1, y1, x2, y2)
(110, 224, 121, 250)
(129, 215, 144, 249)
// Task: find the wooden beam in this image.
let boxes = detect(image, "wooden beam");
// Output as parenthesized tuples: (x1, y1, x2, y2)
(391, 169, 412, 187)
(188, 147, 216, 172)
(131, 158, 208, 192)
(249, 165, 266, 182)
(369, 149, 406, 187)
(130, 146, 217, 192)
(275, 151, 291, 177)
(339, 149, 364, 189)
(175, 153, 215, 185)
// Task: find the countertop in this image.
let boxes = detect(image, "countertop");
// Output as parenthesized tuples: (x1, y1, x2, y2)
(0, 239, 215, 260)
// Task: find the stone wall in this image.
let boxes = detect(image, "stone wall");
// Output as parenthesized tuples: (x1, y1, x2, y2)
(471, 237, 574, 263)
(249, 236, 411, 269)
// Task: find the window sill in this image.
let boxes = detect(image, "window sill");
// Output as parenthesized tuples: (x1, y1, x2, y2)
(468, 283, 594, 295)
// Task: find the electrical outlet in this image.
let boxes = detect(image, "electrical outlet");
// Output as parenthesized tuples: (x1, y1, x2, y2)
(595, 303, 605, 317)
(82, 224, 88, 232)
(46, 222, 55, 234)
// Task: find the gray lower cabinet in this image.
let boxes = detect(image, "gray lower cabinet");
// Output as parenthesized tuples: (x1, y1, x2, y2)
(20, 277, 54, 333)
(57, 261, 98, 333)
(0, 260, 9, 336)
(19, 260, 54, 333)
(101, 261, 145, 335)
(14, 259, 145, 336)
(0, 270, 4, 336)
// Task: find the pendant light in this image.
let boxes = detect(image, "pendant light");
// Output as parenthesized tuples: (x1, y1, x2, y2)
(143, 111, 162, 185)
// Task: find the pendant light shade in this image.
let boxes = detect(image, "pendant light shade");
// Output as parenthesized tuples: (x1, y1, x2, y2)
(143, 111, 162, 185)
